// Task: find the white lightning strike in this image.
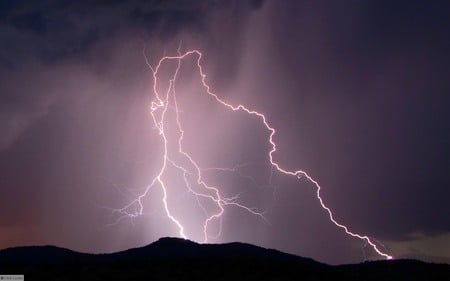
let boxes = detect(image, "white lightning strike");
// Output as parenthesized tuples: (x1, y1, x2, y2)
(112, 49, 393, 260)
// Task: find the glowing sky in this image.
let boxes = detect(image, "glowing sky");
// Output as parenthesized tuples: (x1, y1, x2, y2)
(0, 0, 449, 265)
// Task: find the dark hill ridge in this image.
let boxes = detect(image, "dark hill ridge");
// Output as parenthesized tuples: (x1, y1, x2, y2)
(0, 237, 449, 281)
(0, 237, 319, 264)
(110, 237, 320, 264)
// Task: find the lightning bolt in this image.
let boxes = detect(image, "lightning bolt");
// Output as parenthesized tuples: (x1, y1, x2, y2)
(112, 49, 393, 260)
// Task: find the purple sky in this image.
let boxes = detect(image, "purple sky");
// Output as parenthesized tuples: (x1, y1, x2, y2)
(0, 0, 449, 264)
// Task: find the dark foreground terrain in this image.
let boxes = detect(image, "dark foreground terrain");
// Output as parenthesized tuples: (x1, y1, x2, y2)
(0, 237, 448, 281)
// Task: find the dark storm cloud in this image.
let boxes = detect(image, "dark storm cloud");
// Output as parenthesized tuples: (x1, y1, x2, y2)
(0, 0, 263, 65)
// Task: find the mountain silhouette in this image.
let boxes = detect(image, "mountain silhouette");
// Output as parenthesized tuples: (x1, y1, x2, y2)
(0, 237, 448, 280)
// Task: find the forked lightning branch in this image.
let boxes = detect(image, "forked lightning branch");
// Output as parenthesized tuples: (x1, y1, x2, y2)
(111, 49, 393, 260)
